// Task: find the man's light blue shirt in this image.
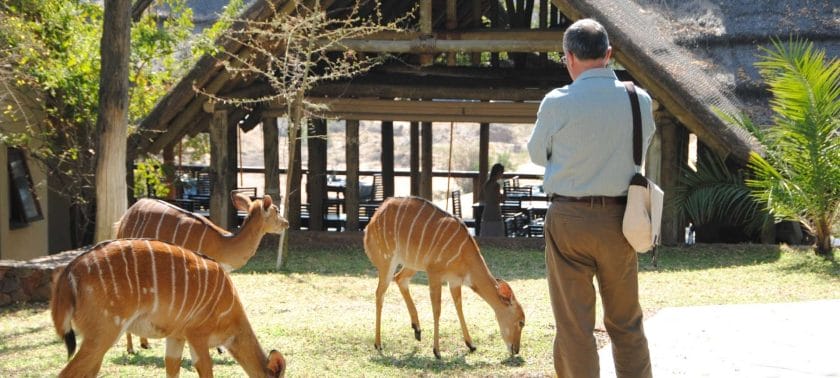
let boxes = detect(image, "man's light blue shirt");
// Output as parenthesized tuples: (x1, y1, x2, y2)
(527, 68, 656, 197)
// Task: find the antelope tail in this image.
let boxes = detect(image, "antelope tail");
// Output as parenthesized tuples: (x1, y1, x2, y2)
(50, 267, 77, 358)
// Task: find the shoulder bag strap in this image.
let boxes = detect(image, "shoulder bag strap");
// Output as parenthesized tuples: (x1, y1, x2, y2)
(622, 81, 642, 168)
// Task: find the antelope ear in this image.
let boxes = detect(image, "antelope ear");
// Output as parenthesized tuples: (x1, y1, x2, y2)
(262, 194, 273, 210)
(231, 191, 252, 211)
(267, 349, 286, 377)
(497, 279, 514, 305)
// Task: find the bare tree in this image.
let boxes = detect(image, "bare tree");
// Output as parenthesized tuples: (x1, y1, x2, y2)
(201, 1, 413, 268)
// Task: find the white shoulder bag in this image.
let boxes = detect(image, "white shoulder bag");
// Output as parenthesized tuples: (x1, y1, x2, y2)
(622, 82, 664, 253)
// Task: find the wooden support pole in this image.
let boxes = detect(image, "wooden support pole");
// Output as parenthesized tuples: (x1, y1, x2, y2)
(659, 116, 682, 245)
(410, 121, 420, 196)
(419, 0, 433, 66)
(263, 117, 281, 202)
(446, 0, 457, 66)
(307, 118, 327, 231)
(345, 119, 360, 231)
(421, 121, 433, 200)
(539, 0, 548, 64)
(471, 0, 482, 65)
(209, 109, 236, 230)
(478, 122, 489, 199)
(381, 121, 395, 198)
(490, 0, 501, 67)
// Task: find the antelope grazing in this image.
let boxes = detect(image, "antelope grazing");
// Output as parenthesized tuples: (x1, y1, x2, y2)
(115, 192, 288, 352)
(50, 239, 286, 378)
(364, 197, 525, 359)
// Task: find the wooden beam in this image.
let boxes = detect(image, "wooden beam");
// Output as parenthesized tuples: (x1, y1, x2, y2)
(307, 81, 559, 102)
(334, 36, 564, 53)
(478, 122, 489, 199)
(419, 0, 433, 66)
(307, 119, 327, 231)
(345, 119, 360, 231)
(381, 121, 395, 198)
(659, 116, 683, 245)
(446, 0, 458, 65)
(421, 121, 433, 200)
(264, 99, 540, 124)
(410, 121, 420, 196)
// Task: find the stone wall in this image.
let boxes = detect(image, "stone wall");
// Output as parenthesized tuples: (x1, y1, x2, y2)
(0, 249, 83, 307)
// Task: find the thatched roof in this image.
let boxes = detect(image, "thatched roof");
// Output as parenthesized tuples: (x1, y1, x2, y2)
(636, 0, 840, 127)
(135, 0, 809, 165)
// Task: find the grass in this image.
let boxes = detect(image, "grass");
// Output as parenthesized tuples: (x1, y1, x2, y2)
(1, 243, 837, 377)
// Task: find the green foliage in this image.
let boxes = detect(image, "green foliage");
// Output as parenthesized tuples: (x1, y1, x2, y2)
(722, 38, 839, 256)
(133, 157, 170, 198)
(672, 152, 771, 235)
(0, 0, 195, 246)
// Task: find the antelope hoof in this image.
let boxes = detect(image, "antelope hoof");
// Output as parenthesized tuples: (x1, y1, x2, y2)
(217, 347, 224, 354)
(412, 323, 421, 341)
(127, 347, 136, 355)
(466, 341, 476, 352)
(374, 342, 382, 351)
(140, 341, 150, 349)
(433, 347, 441, 360)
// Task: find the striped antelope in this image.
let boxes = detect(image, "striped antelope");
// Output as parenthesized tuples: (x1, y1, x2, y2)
(50, 239, 286, 378)
(364, 197, 525, 359)
(115, 192, 288, 352)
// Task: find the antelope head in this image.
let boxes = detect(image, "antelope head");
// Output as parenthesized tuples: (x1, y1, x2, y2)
(231, 192, 290, 235)
(494, 279, 525, 355)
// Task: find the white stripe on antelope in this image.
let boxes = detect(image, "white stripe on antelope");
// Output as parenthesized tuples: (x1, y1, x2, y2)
(364, 197, 525, 359)
(114, 192, 289, 353)
(50, 239, 286, 378)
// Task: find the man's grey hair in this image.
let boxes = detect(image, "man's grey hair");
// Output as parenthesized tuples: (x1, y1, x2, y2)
(562, 19, 610, 60)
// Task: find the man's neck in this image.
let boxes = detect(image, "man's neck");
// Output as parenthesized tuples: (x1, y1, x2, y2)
(571, 61, 608, 81)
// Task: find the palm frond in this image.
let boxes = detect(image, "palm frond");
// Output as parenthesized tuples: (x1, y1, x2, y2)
(673, 153, 770, 234)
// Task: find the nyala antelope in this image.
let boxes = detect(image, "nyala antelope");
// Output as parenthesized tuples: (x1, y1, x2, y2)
(115, 192, 288, 353)
(364, 197, 525, 359)
(50, 239, 286, 378)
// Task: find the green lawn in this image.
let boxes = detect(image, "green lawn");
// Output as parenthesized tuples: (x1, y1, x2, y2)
(1, 243, 837, 377)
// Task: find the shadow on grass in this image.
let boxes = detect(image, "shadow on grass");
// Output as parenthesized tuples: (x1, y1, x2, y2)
(369, 346, 494, 374)
(110, 348, 237, 368)
(640, 244, 783, 272)
(0, 336, 59, 355)
(0, 324, 47, 340)
(776, 249, 840, 279)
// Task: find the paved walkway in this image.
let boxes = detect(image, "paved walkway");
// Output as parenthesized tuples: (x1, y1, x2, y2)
(598, 300, 840, 377)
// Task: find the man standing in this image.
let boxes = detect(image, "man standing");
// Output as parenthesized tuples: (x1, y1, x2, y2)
(527, 19, 654, 377)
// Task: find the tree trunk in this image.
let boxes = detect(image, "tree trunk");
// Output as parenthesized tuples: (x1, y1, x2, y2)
(94, 0, 131, 242)
(814, 218, 833, 258)
(277, 95, 304, 269)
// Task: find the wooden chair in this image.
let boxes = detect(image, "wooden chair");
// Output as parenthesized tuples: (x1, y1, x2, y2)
(501, 200, 529, 237)
(324, 201, 346, 231)
(450, 190, 476, 230)
(370, 173, 384, 203)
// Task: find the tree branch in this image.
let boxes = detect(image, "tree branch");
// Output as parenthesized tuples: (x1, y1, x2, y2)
(132, 0, 154, 22)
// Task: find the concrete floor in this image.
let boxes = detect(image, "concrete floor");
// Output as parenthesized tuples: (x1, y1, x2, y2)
(598, 300, 840, 377)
